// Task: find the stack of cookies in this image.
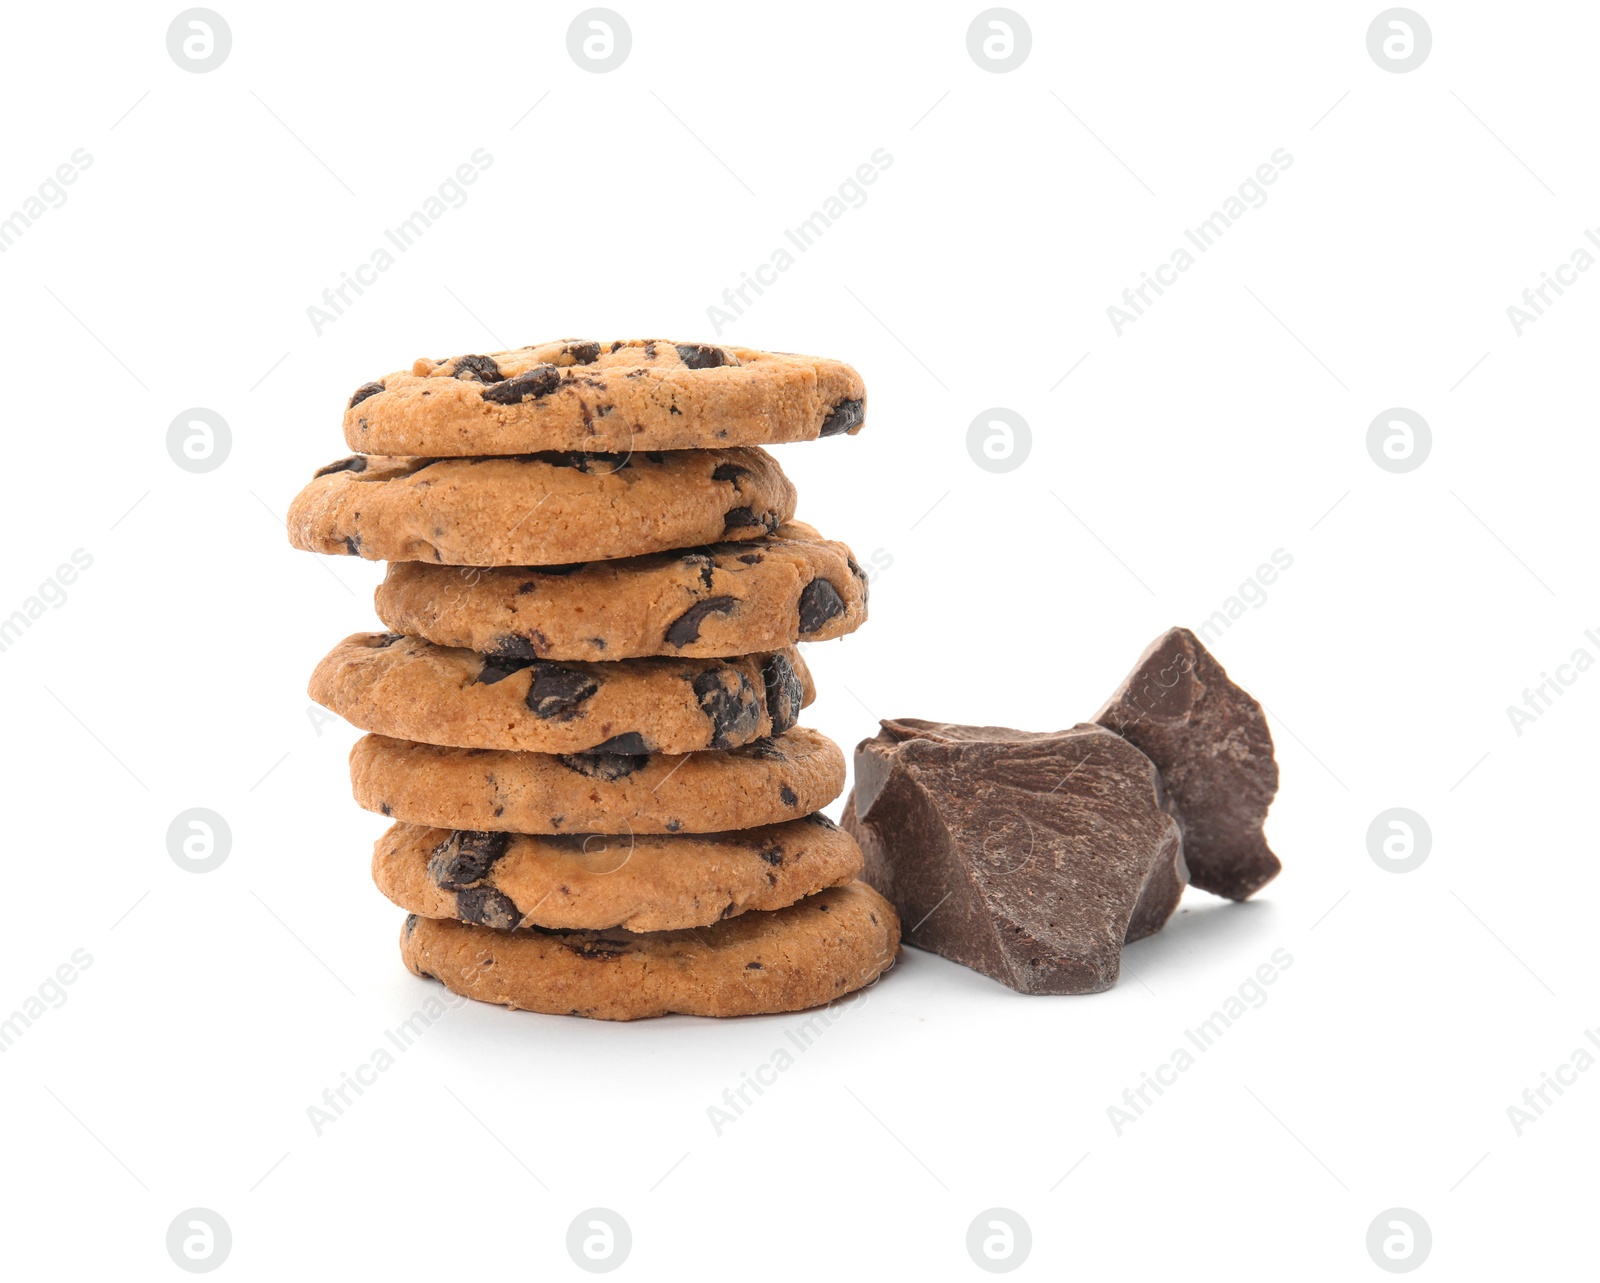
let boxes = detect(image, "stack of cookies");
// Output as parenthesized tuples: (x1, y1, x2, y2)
(287, 339, 899, 1020)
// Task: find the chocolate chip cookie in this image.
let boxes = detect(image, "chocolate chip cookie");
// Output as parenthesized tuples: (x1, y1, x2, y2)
(343, 340, 865, 456)
(373, 522, 868, 661)
(286, 448, 796, 566)
(309, 632, 813, 754)
(350, 726, 845, 833)
(399, 879, 899, 1020)
(373, 814, 862, 933)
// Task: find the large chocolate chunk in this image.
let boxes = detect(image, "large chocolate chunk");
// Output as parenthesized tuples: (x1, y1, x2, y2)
(1094, 627, 1280, 900)
(843, 720, 1185, 995)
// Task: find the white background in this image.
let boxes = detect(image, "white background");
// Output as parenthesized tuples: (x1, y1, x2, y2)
(1, 1, 1594, 1277)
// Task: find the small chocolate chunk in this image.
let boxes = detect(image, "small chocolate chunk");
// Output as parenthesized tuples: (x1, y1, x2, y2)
(585, 732, 652, 755)
(1095, 627, 1280, 900)
(556, 751, 647, 781)
(820, 398, 864, 436)
(452, 354, 504, 383)
(676, 343, 733, 369)
(711, 463, 750, 484)
(693, 667, 761, 749)
(456, 886, 521, 930)
(665, 596, 738, 646)
(525, 662, 600, 720)
(844, 720, 1186, 995)
(564, 341, 602, 364)
(347, 380, 384, 409)
(761, 654, 803, 735)
(481, 365, 561, 404)
(780, 786, 799, 807)
(428, 830, 511, 889)
(489, 632, 547, 659)
(476, 654, 534, 685)
(314, 455, 368, 478)
(343, 535, 362, 556)
(724, 506, 778, 535)
(797, 579, 845, 634)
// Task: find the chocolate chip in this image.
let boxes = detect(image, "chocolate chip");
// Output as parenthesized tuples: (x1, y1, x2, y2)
(711, 462, 749, 484)
(797, 579, 846, 634)
(476, 654, 534, 685)
(803, 812, 840, 831)
(453, 354, 504, 383)
(556, 752, 646, 781)
(737, 552, 764, 565)
(525, 662, 600, 720)
(677, 552, 715, 590)
(348, 381, 384, 409)
(428, 830, 511, 889)
(643, 341, 658, 359)
(724, 507, 779, 536)
(676, 343, 732, 369)
(314, 455, 367, 478)
(820, 397, 864, 436)
(380, 802, 392, 816)
(404, 913, 418, 938)
(585, 732, 652, 754)
(343, 536, 362, 556)
(745, 961, 763, 969)
(780, 786, 799, 807)
(761, 653, 803, 735)
(564, 341, 602, 365)
(666, 819, 682, 831)
(490, 633, 547, 660)
(693, 667, 761, 749)
(745, 738, 787, 761)
(758, 845, 784, 866)
(372, 632, 405, 648)
(456, 886, 520, 930)
(481, 365, 561, 404)
(665, 596, 737, 647)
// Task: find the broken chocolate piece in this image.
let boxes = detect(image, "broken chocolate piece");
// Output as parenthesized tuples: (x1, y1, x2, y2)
(843, 719, 1186, 995)
(1094, 627, 1280, 901)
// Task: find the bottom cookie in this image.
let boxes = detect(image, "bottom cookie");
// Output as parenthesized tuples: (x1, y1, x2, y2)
(399, 881, 900, 1020)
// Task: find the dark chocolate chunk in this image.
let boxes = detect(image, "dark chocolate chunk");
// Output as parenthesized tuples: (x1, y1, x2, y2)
(314, 455, 368, 478)
(803, 811, 840, 831)
(481, 365, 561, 404)
(453, 354, 504, 383)
(693, 667, 761, 749)
(744, 738, 786, 761)
(564, 341, 602, 365)
(761, 654, 803, 735)
(819, 397, 864, 436)
(711, 463, 750, 484)
(757, 844, 784, 866)
(725, 507, 779, 536)
(556, 751, 647, 781)
(428, 830, 512, 890)
(780, 785, 799, 807)
(797, 579, 846, 634)
(456, 886, 521, 930)
(678, 551, 716, 590)
(843, 720, 1186, 995)
(347, 380, 384, 409)
(342, 536, 362, 556)
(1095, 627, 1280, 900)
(737, 552, 764, 565)
(746, 961, 763, 969)
(371, 632, 404, 648)
(404, 913, 418, 938)
(585, 732, 652, 755)
(490, 632, 547, 660)
(676, 343, 732, 369)
(665, 596, 737, 646)
(476, 654, 534, 685)
(525, 662, 600, 720)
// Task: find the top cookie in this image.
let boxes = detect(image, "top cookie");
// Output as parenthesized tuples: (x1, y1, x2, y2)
(342, 340, 866, 456)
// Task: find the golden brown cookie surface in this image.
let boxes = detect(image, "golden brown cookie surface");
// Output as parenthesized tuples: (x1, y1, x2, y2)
(342, 340, 865, 456)
(350, 727, 845, 834)
(399, 880, 899, 1020)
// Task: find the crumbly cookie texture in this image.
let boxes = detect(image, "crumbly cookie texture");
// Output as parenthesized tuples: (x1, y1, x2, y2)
(373, 521, 868, 661)
(349, 727, 845, 834)
(373, 813, 862, 933)
(342, 339, 865, 456)
(309, 632, 813, 755)
(286, 448, 796, 567)
(399, 880, 900, 1020)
